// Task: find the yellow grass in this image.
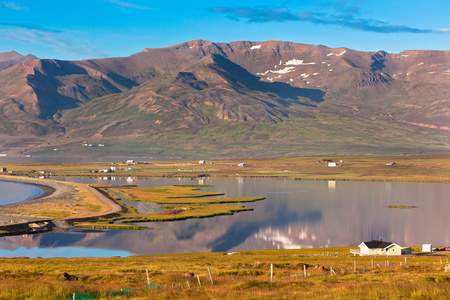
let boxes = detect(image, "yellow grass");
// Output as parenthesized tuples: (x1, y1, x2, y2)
(0, 248, 448, 299)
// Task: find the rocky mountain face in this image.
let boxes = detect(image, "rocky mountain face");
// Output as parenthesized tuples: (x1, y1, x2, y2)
(0, 41, 448, 157)
(0, 51, 38, 72)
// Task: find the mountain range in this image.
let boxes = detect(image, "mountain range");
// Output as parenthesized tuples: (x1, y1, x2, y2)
(0, 40, 448, 158)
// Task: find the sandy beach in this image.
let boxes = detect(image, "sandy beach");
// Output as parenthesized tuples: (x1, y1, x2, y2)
(0, 175, 120, 224)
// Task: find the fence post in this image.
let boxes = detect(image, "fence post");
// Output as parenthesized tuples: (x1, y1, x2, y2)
(207, 267, 214, 285)
(146, 269, 150, 289)
(354, 260, 356, 272)
(187, 281, 190, 289)
(303, 265, 306, 278)
(197, 275, 201, 287)
(270, 264, 273, 282)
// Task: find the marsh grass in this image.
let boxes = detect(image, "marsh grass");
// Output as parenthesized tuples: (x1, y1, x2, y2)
(384, 205, 417, 209)
(0, 248, 448, 299)
(72, 185, 262, 228)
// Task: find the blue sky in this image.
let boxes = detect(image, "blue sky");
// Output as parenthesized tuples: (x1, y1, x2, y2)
(0, 0, 449, 60)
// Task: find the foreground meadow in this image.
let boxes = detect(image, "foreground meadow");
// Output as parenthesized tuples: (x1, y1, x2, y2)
(0, 248, 449, 299)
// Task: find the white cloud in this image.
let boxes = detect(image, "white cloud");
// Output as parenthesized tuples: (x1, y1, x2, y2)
(105, 0, 151, 10)
(0, 1, 27, 10)
(0, 28, 107, 59)
(435, 28, 450, 33)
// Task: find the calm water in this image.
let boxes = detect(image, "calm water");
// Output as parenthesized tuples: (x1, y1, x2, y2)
(0, 176, 448, 258)
(0, 181, 43, 205)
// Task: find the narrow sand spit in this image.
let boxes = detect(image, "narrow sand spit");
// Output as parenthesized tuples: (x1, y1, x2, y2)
(0, 176, 120, 223)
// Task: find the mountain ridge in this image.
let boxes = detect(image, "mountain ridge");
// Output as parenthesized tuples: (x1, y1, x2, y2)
(0, 40, 448, 158)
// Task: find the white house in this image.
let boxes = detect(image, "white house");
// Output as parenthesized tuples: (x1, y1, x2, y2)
(238, 163, 246, 167)
(111, 166, 118, 171)
(126, 160, 136, 164)
(351, 240, 411, 256)
(328, 162, 337, 167)
(199, 160, 206, 164)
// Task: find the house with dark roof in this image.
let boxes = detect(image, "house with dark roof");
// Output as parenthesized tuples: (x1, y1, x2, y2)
(351, 240, 412, 256)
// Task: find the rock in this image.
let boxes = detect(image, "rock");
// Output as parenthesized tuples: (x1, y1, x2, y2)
(184, 272, 194, 277)
(314, 265, 326, 271)
(61, 272, 78, 281)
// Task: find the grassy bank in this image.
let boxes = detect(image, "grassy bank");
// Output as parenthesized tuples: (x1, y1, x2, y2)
(73, 185, 263, 227)
(1, 248, 449, 299)
(2, 154, 449, 182)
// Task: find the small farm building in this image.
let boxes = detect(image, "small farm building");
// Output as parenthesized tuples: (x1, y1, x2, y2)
(328, 162, 337, 167)
(111, 166, 118, 171)
(422, 244, 433, 252)
(0, 167, 6, 172)
(199, 160, 206, 164)
(351, 240, 411, 256)
(126, 160, 136, 164)
(238, 163, 245, 167)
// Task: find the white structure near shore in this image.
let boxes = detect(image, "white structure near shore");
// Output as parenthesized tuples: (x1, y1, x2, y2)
(422, 244, 433, 252)
(351, 240, 412, 256)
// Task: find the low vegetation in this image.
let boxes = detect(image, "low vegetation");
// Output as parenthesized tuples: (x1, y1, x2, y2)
(384, 205, 417, 209)
(73, 185, 263, 228)
(3, 154, 449, 182)
(0, 248, 448, 299)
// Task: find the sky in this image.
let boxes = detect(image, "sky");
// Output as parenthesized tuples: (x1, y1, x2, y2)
(0, 0, 449, 60)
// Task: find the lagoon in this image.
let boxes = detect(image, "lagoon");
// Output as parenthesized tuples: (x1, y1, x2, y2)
(0, 176, 449, 258)
(0, 181, 43, 205)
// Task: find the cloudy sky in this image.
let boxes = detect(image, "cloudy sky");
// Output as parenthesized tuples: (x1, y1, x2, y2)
(0, 0, 449, 60)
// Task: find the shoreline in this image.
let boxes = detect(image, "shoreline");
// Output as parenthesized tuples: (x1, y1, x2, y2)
(1, 154, 448, 183)
(0, 177, 56, 202)
(0, 175, 122, 231)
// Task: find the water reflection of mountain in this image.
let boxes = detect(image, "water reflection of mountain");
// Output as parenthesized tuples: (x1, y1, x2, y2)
(0, 178, 449, 257)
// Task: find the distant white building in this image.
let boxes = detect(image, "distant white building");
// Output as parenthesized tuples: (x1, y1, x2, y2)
(126, 160, 136, 164)
(422, 244, 433, 252)
(199, 160, 206, 164)
(328, 162, 337, 167)
(111, 166, 118, 171)
(238, 163, 245, 167)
